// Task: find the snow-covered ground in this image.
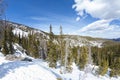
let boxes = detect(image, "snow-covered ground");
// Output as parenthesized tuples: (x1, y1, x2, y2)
(0, 44, 119, 80)
(0, 55, 120, 80)
(0, 59, 59, 80)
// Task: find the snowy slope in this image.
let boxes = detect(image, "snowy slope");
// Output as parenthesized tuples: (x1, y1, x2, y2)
(0, 43, 61, 80)
(0, 59, 60, 80)
(0, 55, 120, 80)
(64, 36, 104, 48)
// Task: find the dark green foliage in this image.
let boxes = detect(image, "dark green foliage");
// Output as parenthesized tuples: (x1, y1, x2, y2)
(77, 47, 88, 69)
(2, 26, 14, 55)
(8, 27, 14, 54)
(92, 44, 120, 76)
(71, 46, 78, 64)
(47, 43, 57, 68)
(46, 25, 57, 68)
(99, 59, 109, 76)
(110, 57, 120, 77)
(66, 48, 73, 73)
(26, 32, 40, 58)
(31, 38, 40, 58)
(2, 28, 9, 55)
(2, 41, 9, 55)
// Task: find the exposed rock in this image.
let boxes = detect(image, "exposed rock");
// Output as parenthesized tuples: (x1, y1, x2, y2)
(21, 57, 32, 62)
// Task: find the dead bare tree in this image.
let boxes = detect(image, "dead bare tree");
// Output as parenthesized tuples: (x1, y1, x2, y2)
(0, 0, 6, 19)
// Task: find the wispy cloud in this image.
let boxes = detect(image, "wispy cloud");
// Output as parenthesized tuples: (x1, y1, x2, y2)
(30, 14, 77, 24)
(76, 17, 80, 21)
(79, 19, 112, 33)
(30, 17, 53, 21)
(73, 19, 120, 38)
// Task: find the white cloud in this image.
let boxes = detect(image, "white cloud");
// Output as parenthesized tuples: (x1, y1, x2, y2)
(74, 19, 120, 38)
(76, 17, 80, 21)
(73, 0, 120, 20)
(30, 17, 53, 21)
(79, 19, 112, 33)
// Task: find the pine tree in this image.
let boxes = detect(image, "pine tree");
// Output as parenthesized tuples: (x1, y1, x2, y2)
(110, 57, 120, 77)
(2, 28, 9, 55)
(67, 46, 73, 73)
(59, 26, 65, 66)
(8, 27, 14, 54)
(47, 25, 57, 68)
(27, 31, 34, 56)
(32, 35, 39, 58)
(25, 32, 40, 58)
(99, 59, 109, 76)
(71, 46, 78, 64)
(77, 46, 88, 69)
(48, 43, 57, 67)
(77, 46, 80, 64)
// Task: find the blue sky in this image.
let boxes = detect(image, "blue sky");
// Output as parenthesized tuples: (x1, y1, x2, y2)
(4, 0, 120, 38)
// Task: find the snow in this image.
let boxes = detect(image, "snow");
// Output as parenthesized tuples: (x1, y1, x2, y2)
(0, 52, 6, 65)
(0, 59, 59, 80)
(0, 52, 119, 80)
(13, 43, 27, 58)
(12, 28, 28, 37)
(89, 41, 103, 48)
(64, 36, 103, 48)
(0, 52, 4, 57)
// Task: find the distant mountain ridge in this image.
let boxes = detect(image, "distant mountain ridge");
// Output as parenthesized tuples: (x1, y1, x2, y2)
(112, 38, 120, 41)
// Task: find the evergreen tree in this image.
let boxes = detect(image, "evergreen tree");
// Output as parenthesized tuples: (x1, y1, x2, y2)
(25, 32, 40, 58)
(32, 35, 39, 58)
(47, 43, 57, 68)
(77, 46, 88, 69)
(66, 46, 73, 73)
(110, 57, 120, 77)
(99, 59, 109, 76)
(2, 28, 9, 55)
(8, 27, 14, 54)
(77, 46, 80, 64)
(59, 26, 65, 66)
(71, 46, 78, 64)
(47, 25, 57, 68)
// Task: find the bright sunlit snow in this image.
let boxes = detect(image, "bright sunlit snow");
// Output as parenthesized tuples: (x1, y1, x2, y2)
(12, 28, 28, 37)
(0, 54, 120, 80)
